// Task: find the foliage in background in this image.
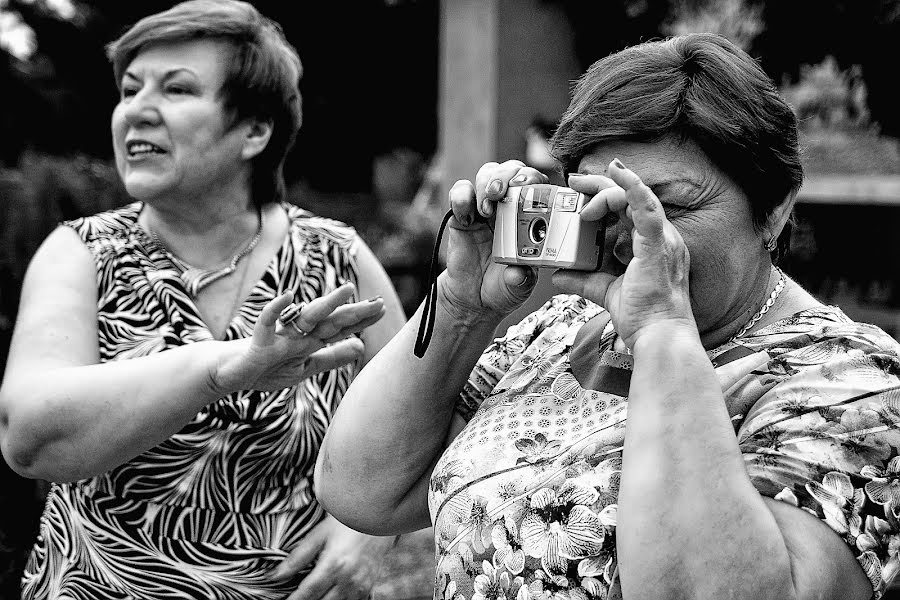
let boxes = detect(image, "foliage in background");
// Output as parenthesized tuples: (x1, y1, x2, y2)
(1, 0, 896, 322)
(662, 0, 764, 50)
(0, 151, 127, 388)
(781, 56, 900, 174)
(0, 151, 127, 282)
(0, 0, 440, 191)
(552, 0, 900, 140)
(3, 0, 899, 181)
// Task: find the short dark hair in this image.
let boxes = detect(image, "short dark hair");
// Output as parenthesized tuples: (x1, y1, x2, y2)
(106, 0, 302, 207)
(551, 33, 803, 260)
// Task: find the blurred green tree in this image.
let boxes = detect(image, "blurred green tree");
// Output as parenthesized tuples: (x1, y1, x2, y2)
(552, 0, 900, 138)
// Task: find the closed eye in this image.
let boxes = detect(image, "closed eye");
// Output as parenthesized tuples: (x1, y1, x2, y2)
(651, 187, 692, 219)
(660, 202, 688, 218)
(167, 85, 192, 94)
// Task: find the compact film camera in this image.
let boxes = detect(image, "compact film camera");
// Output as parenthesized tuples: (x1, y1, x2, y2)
(492, 184, 603, 270)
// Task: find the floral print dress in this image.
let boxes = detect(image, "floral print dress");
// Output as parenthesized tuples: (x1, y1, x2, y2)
(429, 294, 900, 600)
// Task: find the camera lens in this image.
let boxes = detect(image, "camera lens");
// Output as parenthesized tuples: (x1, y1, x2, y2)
(530, 218, 547, 244)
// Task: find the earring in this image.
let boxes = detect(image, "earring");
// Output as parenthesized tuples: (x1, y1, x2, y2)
(764, 235, 778, 252)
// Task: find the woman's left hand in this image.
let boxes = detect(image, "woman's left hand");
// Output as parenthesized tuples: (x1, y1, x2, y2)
(271, 514, 393, 599)
(211, 283, 385, 395)
(552, 158, 696, 349)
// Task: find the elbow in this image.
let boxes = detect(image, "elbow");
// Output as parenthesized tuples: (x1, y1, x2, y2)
(2, 433, 83, 482)
(313, 450, 340, 516)
(0, 399, 32, 478)
(0, 397, 70, 482)
(0, 390, 35, 477)
(1, 400, 36, 478)
(3, 451, 39, 480)
(313, 453, 394, 536)
(1, 428, 43, 480)
(313, 457, 357, 529)
(312, 459, 329, 511)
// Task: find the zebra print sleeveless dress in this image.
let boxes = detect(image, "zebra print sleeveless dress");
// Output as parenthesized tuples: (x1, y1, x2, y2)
(22, 202, 360, 600)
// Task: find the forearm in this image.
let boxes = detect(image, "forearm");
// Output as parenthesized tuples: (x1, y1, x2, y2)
(0, 339, 238, 481)
(618, 324, 795, 600)
(316, 296, 500, 532)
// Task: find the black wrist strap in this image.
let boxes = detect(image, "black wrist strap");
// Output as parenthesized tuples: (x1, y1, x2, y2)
(414, 209, 454, 358)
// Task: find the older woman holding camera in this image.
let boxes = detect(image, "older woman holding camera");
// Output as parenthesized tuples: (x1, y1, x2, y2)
(316, 33, 900, 600)
(0, 1, 406, 599)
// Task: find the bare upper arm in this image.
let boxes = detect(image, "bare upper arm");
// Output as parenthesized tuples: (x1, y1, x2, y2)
(361, 411, 469, 534)
(763, 496, 874, 600)
(352, 236, 407, 364)
(2, 225, 99, 386)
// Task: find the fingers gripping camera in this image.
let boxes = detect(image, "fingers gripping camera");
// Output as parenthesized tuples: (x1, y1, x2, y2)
(492, 184, 604, 270)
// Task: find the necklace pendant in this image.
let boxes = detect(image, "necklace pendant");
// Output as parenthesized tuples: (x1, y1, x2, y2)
(180, 265, 237, 296)
(147, 207, 264, 297)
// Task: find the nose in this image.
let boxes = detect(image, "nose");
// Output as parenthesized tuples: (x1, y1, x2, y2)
(120, 89, 162, 128)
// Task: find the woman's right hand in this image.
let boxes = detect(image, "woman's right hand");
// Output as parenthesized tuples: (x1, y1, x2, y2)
(210, 282, 385, 395)
(441, 160, 548, 322)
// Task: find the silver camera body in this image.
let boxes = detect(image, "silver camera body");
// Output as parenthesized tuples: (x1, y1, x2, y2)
(492, 184, 602, 270)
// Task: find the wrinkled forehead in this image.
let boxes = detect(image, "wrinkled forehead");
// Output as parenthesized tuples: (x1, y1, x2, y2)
(125, 38, 233, 86)
(575, 137, 719, 186)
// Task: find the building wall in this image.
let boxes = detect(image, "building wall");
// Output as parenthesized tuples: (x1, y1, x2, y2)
(438, 0, 581, 335)
(439, 0, 580, 197)
(496, 0, 582, 161)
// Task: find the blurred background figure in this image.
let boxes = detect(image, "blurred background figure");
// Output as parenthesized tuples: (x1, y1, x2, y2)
(524, 115, 563, 185)
(358, 147, 441, 317)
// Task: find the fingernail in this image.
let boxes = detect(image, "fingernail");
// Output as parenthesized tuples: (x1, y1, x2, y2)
(481, 198, 494, 217)
(486, 179, 502, 195)
(511, 174, 527, 184)
(612, 158, 625, 169)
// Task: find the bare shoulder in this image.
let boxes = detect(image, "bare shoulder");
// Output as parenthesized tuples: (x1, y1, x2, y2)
(21, 224, 97, 295)
(6, 225, 100, 376)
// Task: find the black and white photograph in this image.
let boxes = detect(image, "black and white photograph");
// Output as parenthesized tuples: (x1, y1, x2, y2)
(2, 1, 900, 599)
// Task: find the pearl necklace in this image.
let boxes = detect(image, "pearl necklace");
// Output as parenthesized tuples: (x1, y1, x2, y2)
(149, 210, 263, 296)
(728, 267, 786, 343)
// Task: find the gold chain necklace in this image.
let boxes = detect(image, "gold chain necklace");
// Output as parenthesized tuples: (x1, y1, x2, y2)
(597, 267, 786, 356)
(728, 267, 786, 343)
(150, 209, 263, 296)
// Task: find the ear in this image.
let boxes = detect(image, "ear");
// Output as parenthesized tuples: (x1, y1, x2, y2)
(240, 118, 273, 161)
(764, 192, 797, 242)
